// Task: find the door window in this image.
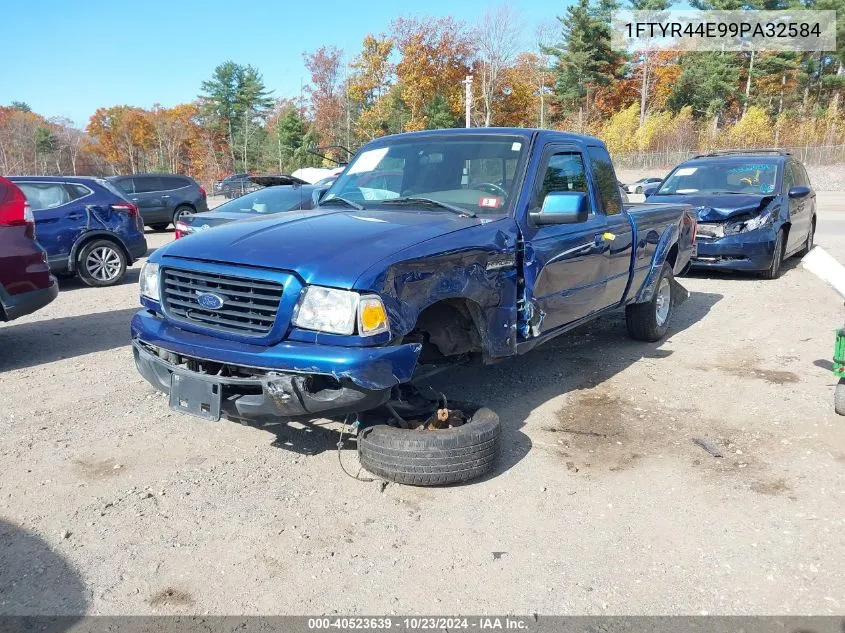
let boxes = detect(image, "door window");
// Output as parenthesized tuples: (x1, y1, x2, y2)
(532, 151, 589, 211)
(16, 183, 71, 211)
(586, 146, 622, 215)
(133, 176, 163, 193)
(64, 183, 92, 201)
(782, 163, 796, 193)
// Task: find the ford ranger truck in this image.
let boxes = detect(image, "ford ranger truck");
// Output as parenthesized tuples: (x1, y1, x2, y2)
(132, 129, 695, 428)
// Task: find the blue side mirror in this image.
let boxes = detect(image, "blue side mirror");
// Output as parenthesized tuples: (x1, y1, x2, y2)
(530, 191, 589, 226)
(788, 185, 811, 199)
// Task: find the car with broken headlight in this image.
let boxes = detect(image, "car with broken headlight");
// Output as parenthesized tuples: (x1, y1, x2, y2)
(649, 150, 815, 279)
(131, 128, 697, 485)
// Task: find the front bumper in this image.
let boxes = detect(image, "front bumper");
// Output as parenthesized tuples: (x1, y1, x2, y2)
(0, 277, 59, 322)
(131, 309, 422, 420)
(691, 227, 778, 272)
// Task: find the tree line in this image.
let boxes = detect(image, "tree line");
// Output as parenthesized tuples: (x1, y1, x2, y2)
(1, 1, 843, 183)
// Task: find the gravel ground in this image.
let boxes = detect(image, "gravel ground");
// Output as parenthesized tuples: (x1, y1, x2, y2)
(1, 193, 845, 615)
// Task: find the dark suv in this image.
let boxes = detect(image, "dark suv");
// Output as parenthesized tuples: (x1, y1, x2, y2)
(107, 174, 208, 230)
(0, 177, 58, 321)
(650, 150, 816, 279)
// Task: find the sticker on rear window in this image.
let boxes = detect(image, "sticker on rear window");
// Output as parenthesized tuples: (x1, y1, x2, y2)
(511, 142, 522, 151)
(675, 167, 697, 176)
(479, 197, 502, 209)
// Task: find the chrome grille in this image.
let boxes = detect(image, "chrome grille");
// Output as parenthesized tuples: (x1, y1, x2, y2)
(161, 268, 283, 336)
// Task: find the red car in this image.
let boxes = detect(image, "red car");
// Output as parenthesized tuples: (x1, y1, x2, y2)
(0, 176, 58, 321)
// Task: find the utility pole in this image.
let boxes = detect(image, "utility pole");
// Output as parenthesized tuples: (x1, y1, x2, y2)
(463, 75, 473, 128)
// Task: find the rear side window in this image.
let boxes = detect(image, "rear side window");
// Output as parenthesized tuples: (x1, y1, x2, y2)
(112, 178, 134, 195)
(134, 176, 163, 193)
(161, 176, 189, 190)
(17, 183, 71, 211)
(65, 183, 92, 200)
(586, 146, 622, 215)
(532, 151, 589, 211)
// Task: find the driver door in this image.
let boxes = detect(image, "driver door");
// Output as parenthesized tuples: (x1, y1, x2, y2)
(517, 144, 609, 335)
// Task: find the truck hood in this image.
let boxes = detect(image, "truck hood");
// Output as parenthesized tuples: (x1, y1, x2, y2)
(649, 193, 774, 222)
(158, 208, 480, 288)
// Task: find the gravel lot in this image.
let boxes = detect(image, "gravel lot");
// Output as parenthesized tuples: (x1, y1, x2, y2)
(2, 193, 845, 616)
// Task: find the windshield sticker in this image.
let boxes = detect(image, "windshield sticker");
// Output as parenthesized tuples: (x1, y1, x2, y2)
(676, 188, 699, 193)
(479, 197, 502, 209)
(511, 142, 522, 152)
(760, 183, 775, 193)
(728, 164, 776, 173)
(675, 167, 697, 176)
(348, 147, 389, 175)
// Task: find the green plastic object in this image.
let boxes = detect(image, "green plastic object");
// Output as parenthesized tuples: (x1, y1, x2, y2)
(834, 328, 845, 377)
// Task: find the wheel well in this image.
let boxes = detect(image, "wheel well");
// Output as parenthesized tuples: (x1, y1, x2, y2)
(174, 203, 195, 213)
(665, 243, 679, 268)
(405, 299, 485, 363)
(71, 234, 130, 272)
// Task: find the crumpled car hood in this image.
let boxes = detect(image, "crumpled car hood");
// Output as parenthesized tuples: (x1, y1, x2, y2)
(159, 208, 480, 289)
(650, 194, 774, 222)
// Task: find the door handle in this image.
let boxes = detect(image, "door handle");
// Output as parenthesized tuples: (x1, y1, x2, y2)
(161, 195, 171, 199)
(131, 197, 139, 202)
(66, 212, 84, 220)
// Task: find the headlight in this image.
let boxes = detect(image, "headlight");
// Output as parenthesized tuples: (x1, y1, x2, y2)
(140, 262, 160, 301)
(292, 286, 389, 336)
(727, 209, 776, 234)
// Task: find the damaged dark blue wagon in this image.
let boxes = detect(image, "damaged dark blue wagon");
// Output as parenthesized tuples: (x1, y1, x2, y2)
(648, 150, 816, 279)
(131, 128, 697, 485)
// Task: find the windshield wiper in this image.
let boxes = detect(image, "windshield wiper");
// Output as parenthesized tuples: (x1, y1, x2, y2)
(320, 196, 364, 210)
(380, 197, 477, 218)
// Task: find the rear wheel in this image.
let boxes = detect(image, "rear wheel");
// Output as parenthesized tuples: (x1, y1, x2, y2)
(149, 223, 170, 231)
(173, 205, 194, 223)
(760, 229, 785, 279)
(76, 240, 127, 287)
(626, 262, 674, 342)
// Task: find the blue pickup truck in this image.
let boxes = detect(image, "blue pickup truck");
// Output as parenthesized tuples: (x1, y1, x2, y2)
(132, 128, 696, 485)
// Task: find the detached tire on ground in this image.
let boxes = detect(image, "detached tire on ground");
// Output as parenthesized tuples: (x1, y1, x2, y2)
(626, 261, 675, 342)
(357, 407, 501, 486)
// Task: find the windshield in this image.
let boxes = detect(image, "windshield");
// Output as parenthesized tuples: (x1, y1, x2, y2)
(655, 160, 780, 196)
(214, 185, 311, 214)
(322, 136, 528, 215)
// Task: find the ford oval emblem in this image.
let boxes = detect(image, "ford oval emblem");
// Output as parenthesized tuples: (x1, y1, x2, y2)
(196, 292, 225, 310)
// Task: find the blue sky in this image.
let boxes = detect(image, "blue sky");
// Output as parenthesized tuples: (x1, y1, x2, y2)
(1, 0, 567, 127)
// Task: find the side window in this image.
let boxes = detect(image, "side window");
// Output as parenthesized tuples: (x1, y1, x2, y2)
(64, 184, 92, 201)
(161, 176, 187, 190)
(532, 151, 589, 211)
(795, 163, 810, 187)
(782, 163, 796, 193)
(17, 183, 70, 211)
(134, 177, 163, 193)
(586, 145, 622, 215)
